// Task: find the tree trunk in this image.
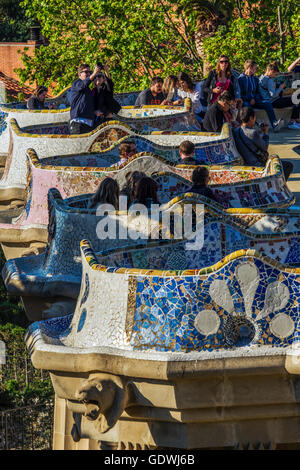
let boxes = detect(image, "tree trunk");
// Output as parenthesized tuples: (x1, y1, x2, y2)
(194, 15, 220, 77)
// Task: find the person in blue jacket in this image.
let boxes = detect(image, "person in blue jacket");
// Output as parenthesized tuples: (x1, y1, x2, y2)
(238, 60, 284, 133)
(69, 63, 101, 135)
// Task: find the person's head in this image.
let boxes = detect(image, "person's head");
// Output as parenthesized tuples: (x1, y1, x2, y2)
(178, 72, 194, 92)
(217, 90, 235, 112)
(244, 59, 258, 76)
(90, 177, 119, 209)
(150, 76, 164, 95)
(265, 62, 280, 78)
(162, 75, 178, 96)
(179, 140, 195, 159)
(240, 107, 256, 127)
(119, 141, 138, 161)
(33, 86, 48, 102)
(124, 171, 146, 202)
(78, 64, 91, 80)
(134, 177, 158, 206)
(216, 55, 231, 77)
(192, 166, 210, 187)
(94, 72, 106, 87)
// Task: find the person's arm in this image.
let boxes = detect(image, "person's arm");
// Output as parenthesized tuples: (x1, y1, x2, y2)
(252, 129, 269, 152)
(288, 57, 300, 73)
(203, 70, 214, 95)
(267, 77, 282, 99)
(135, 90, 148, 106)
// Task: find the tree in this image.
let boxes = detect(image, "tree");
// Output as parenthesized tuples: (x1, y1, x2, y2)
(0, 0, 33, 42)
(16, 0, 300, 93)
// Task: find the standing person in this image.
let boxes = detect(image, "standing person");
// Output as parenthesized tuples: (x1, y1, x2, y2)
(27, 86, 48, 110)
(135, 77, 167, 106)
(203, 55, 242, 107)
(202, 91, 235, 132)
(69, 63, 101, 135)
(174, 72, 206, 122)
(92, 64, 121, 127)
(259, 62, 300, 130)
(233, 107, 293, 180)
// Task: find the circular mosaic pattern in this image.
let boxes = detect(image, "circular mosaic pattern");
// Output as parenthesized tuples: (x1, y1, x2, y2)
(194, 310, 220, 336)
(269, 313, 295, 339)
(223, 316, 256, 347)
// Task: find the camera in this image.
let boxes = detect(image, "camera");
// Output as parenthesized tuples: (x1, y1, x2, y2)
(97, 61, 104, 69)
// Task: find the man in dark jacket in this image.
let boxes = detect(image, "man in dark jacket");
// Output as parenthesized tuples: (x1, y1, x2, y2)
(69, 63, 101, 134)
(238, 60, 280, 130)
(202, 91, 234, 133)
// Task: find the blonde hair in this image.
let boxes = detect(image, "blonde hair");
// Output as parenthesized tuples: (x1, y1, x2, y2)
(162, 75, 178, 96)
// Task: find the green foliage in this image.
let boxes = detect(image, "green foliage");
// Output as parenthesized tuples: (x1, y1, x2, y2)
(0, 247, 54, 409)
(0, 0, 33, 42)
(17, 0, 202, 92)
(203, 0, 300, 74)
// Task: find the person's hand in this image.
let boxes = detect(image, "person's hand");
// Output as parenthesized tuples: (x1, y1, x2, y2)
(213, 86, 222, 94)
(280, 83, 286, 89)
(250, 99, 256, 106)
(90, 65, 102, 80)
(160, 99, 168, 105)
(260, 122, 269, 134)
(102, 64, 111, 78)
(173, 99, 184, 105)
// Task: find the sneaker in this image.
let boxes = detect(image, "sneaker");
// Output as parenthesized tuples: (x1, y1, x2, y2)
(288, 122, 300, 130)
(273, 119, 284, 133)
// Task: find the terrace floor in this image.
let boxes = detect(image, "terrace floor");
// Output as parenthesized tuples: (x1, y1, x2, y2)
(269, 127, 300, 205)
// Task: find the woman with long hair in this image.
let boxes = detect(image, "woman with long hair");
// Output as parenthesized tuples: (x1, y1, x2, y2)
(131, 176, 159, 209)
(162, 75, 178, 103)
(203, 55, 242, 107)
(27, 86, 48, 110)
(120, 171, 146, 207)
(88, 177, 120, 209)
(174, 72, 205, 122)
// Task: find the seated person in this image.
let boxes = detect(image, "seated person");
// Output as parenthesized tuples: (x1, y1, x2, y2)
(162, 75, 178, 103)
(135, 76, 167, 106)
(114, 141, 138, 167)
(174, 72, 206, 122)
(259, 62, 300, 130)
(185, 166, 217, 201)
(178, 140, 199, 165)
(88, 177, 119, 209)
(233, 107, 293, 180)
(92, 64, 121, 127)
(27, 86, 49, 110)
(120, 171, 146, 207)
(202, 91, 235, 132)
(130, 176, 159, 209)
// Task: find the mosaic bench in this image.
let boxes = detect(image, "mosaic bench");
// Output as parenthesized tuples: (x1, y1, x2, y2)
(0, 119, 241, 210)
(0, 150, 292, 259)
(2, 187, 300, 320)
(22, 244, 300, 449)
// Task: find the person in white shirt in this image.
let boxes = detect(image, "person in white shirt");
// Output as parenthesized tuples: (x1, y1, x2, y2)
(174, 72, 206, 123)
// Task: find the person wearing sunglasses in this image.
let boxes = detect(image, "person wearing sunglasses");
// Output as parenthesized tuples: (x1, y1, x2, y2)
(202, 55, 242, 108)
(69, 63, 101, 134)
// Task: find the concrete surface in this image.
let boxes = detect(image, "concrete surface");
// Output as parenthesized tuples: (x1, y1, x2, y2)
(268, 127, 300, 205)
